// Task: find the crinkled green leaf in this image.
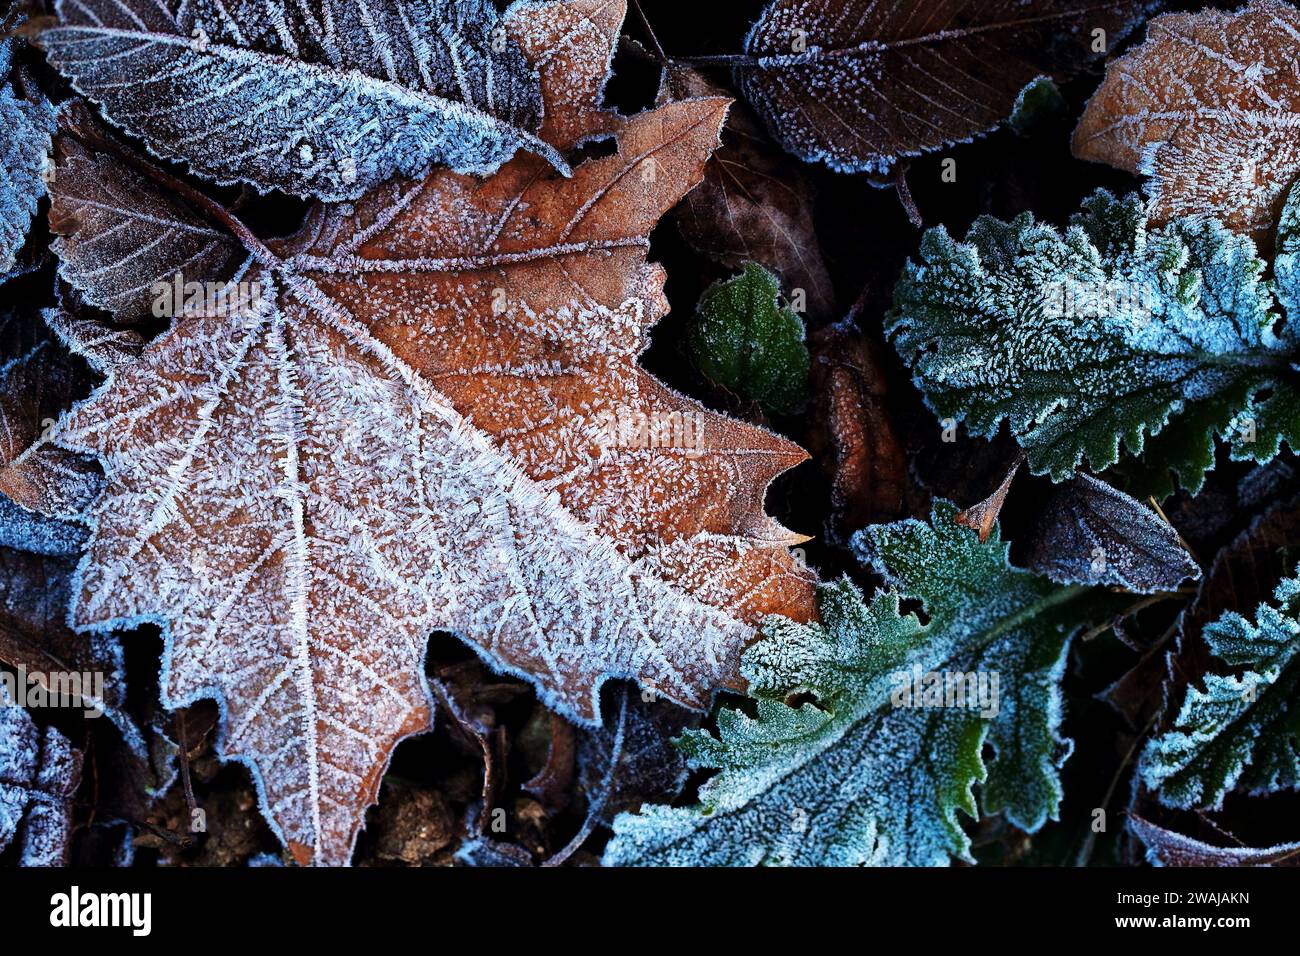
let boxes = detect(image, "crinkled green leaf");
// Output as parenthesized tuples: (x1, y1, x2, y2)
(888, 189, 1300, 495)
(604, 502, 1119, 866)
(1142, 574, 1300, 809)
(688, 262, 810, 416)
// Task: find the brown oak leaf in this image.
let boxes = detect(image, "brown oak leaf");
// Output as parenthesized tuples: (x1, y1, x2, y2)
(54, 0, 815, 865)
(1074, 0, 1300, 238)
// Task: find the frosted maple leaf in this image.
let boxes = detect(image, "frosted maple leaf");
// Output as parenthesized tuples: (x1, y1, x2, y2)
(53, 0, 815, 865)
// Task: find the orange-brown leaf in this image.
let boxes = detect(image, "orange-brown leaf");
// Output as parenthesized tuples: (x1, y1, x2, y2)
(1073, 0, 1300, 238)
(56, 0, 814, 865)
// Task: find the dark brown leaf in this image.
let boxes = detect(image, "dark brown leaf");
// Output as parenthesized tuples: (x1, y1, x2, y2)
(663, 66, 835, 320)
(807, 319, 911, 541)
(1129, 814, 1300, 866)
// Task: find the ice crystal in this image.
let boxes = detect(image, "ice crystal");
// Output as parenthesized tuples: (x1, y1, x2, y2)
(605, 502, 1123, 866)
(889, 189, 1300, 495)
(42, 0, 561, 201)
(54, 0, 814, 866)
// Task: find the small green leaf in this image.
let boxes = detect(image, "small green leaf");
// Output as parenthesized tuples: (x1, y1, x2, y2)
(604, 502, 1123, 867)
(887, 189, 1300, 496)
(1009, 77, 1066, 136)
(688, 262, 810, 415)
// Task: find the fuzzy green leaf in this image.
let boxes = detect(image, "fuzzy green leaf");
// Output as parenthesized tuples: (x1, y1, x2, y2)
(688, 262, 810, 415)
(604, 502, 1117, 867)
(887, 189, 1300, 495)
(1141, 574, 1300, 809)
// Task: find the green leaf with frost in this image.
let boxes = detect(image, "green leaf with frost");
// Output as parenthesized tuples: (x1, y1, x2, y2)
(603, 502, 1121, 867)
(1141, 573, 1300, 810)
(1009, 77, 1065, 136)
(887, 189, 1300, 497)
(688, 262, 810, 415)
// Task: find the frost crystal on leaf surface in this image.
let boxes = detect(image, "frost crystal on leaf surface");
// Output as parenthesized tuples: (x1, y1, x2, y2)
(736, 0, 1154, 174)
(1074, 0, 1300, 239)
(0, 37, 55, 278)
(0, 685, 83, 866)
(42, 0, 562, 200)
(1142, 572, 1300, 810)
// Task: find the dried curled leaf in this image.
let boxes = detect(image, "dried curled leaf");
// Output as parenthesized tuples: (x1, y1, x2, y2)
(0, 308, 102, 541)
(1024, 474, 1200, 594)
(662, 66, 835, 320)
(1074, 0, 1300, 239)
(1129, 815, 1300, 866)
(55, 0, 814, 866)
(49, 129, 243, 322)
(736, 0, 1154, 174)
(807, 319, 911, 540)
(0, 545, 138, 747)
(42, 0, 563, 201)
(0, 686, 83, 866)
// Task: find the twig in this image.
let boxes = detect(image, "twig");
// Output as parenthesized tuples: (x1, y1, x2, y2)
(630, 0, 668, 67)
(175, 709, 202, 836)
(893, 163, 923, 227)
(541, 686, 629, 867)
(1074, 709, 1159, 866)
(671, 53, 760, 67)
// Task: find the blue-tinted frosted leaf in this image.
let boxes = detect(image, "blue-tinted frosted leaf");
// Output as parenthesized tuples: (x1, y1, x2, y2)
(1141, 574, 1300, 810)
(0, 38, 55, 278)
(0, 685, 83, 866)
(42, 0, 565, 201)
(1025, 473, 1200, 593)
(605, 503, 1122, 866)
(889, 190, 1300, 494)
(49, 131, 245, 321)
(736, 0, 1154, 174)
